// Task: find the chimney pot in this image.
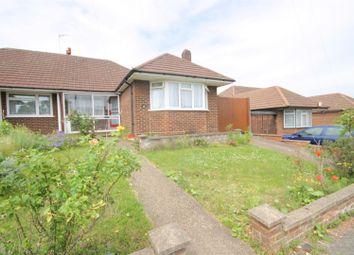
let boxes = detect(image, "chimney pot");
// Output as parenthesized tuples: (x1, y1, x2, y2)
(66, 47, 71, 55)
(181, 49, 191, 61)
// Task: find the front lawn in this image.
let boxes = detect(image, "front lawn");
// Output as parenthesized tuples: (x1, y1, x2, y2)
(143, 144, 319, 245)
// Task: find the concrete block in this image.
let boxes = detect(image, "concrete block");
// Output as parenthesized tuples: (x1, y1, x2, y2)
(149, 223, 191, 255)
(248, 204, 285, 228)
(129, 248, 155, 255)
(283, 208, 312, 231)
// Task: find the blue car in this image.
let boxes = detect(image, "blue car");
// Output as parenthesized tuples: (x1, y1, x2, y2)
(282, 125, 353, 145)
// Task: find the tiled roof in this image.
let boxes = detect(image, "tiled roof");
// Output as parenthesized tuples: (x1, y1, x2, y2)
(230, 86, 319, 110)
(134, 53, 234, 82)
(219, 85, 259, 97)
(309, 93, 354, 111)
(0, 48, 129, 92)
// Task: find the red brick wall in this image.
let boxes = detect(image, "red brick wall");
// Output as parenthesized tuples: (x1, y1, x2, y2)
(1, 92, 59, 134)
(119, 86, 133, 132)
(128, 80, 218, 136)
(312, 111, 342, 126)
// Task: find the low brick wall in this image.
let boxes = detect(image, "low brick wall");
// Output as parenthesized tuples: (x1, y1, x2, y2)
(249, 184, 354, 254)
(139, 132, 229, 150)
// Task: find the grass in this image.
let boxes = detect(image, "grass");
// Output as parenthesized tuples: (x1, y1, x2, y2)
(143, 144, 317, 249)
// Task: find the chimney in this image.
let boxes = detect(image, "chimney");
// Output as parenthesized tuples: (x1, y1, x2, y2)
(181, 49, 191, 61)
(66, 47, 71, 55)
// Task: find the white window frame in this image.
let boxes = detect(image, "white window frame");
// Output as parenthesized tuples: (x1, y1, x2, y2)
(6, 92, 53, 117)
(63, 92, 120, 133)
(149, 81, 208, 111)
(283, 109, 312, 128)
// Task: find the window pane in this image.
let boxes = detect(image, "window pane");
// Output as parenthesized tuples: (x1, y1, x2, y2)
(284, 110, 295, 128)
(300, 127, 323, 136)
(181, 84, 191, 89)
(39, 95, 51, 115)
(94, 96, 107, 116)
(9, 94, 36, 115)
(151, 88, 164, 109)
(296, 110, 302, 127)
(168, 83, 179, 108)
(109, 96, 119, 116)
(325, 127, 341, 136)
(193, 84, 203, 108)
(65, 94, 92, 116)
(181, 89, 192, 108)
(94, 118, 119, 131)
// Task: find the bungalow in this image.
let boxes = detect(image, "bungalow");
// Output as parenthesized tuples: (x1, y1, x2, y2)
(219, 85, 320, 135)
(0, 48, 234, 135)
(309, 93, 354, 126)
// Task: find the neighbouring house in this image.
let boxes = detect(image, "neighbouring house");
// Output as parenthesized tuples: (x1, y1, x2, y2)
(309, 93, 354, 126)
(0, 48, 234, 135)
(219, 85, 320, 135)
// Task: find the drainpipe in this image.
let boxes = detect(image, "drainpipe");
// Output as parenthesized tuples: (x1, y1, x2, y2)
(123, 80, 135, 134)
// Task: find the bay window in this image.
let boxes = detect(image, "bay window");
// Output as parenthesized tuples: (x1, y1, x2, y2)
(64, 93, 119, 133)
(7, 93, 52, 116)
(150, 81, 208, 110)
(284, 109, 312, 128)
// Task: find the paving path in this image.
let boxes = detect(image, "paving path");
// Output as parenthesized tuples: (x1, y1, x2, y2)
(130, 155, 255, 255)
(251, 136, 317, 163)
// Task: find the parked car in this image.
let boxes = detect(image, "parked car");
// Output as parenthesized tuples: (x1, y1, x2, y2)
(282, 125, 353, 145)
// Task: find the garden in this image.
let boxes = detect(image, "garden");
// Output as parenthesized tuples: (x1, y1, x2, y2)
(0, 119, 151, 255)
(143, 110, 354, 253)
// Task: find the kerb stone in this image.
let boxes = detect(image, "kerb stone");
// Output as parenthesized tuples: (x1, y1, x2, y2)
(248, 204, 285, 228)
(149, 223, 191, 255)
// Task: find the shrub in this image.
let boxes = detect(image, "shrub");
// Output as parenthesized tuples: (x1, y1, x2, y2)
(192, 138, 209, 147)
(0, 126, 48, 157)
(0, 138, 140, 254)
(46, 131, 79, 149)
(0, 120, 13, 136)
(227, 128, 252, 146)
(68, 111, 95, 137)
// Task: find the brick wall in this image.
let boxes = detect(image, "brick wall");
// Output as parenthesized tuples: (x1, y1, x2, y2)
(126, 80, 219, 136)
(249, 184, 354, 254)
(312, 111, 342, 126)
(1, 92, 59, 134)
(120, 86, 133, 132)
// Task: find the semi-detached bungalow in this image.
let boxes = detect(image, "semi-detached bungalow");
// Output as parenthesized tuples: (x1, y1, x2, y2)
(0, 48, 234, 135)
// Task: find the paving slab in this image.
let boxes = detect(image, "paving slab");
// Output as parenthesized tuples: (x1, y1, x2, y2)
(130, 155, 255, 255)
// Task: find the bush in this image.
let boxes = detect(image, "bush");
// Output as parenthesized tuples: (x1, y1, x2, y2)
(227, 128, 252, 146)
(46, 131, 79, 149)
(0, 126, 48, 157)
(192, 138, 209, 147)
(0, 120, 13, 136)
(68, 111, 95, 136)
(0, 138, 140, 254)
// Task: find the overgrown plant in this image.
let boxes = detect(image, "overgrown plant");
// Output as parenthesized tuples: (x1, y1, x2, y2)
(324, 110, 354, 176)
(0, 128, 140, 254)
(226, 124, 252, 146)
(68, 111, 95, 137)
(0, 120, 13, 136)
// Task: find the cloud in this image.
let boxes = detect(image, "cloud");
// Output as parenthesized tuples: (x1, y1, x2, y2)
(0, 0, 353, 97)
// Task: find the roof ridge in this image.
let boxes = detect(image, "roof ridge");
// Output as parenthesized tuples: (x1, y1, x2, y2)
(0, 47, 128, 68)
(275, 86, 289, 106)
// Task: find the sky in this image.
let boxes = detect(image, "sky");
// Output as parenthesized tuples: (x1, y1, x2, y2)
(1, 0, 353, 97)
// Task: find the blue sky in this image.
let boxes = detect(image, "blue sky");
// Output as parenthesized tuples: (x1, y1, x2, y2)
(1, 0, 353, 97)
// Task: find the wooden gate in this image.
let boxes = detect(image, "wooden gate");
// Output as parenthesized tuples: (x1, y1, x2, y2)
(218, 97, 250, 132)
(250, 112, 276, 134)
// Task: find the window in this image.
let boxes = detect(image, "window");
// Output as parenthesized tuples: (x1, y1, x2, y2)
(284, 109, 312, 128)
(150, 81, 208, 110)
(64, 93, 119, 133)
(8, 93, 52, 116)
(325, 127, 342, 136)
(151, 83, 165, 109)
(299, 127, 323, 136)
